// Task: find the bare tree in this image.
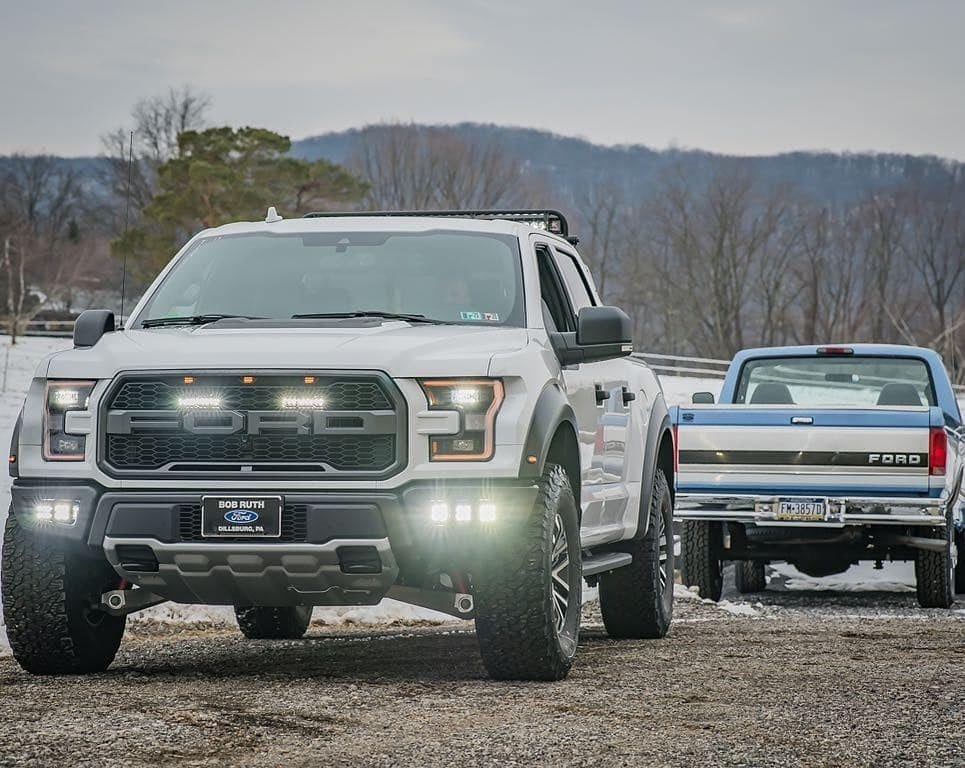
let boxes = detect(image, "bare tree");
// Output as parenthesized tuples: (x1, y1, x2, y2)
(856, 192, 914, 342)
(1, 235, 27, 343)
(900, 178, 965, 375)
(132, 86, 210, 165)
(347, 124, 544, 211)
(791, 204, 868, 343)
(100, 86, 210, 231)
(639, 162, 801, 357)
(0, 155, 87, 341)
(575, 180, 627, 300)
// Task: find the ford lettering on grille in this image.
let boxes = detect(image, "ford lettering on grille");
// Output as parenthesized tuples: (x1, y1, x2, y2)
(101, 374, 403, 477)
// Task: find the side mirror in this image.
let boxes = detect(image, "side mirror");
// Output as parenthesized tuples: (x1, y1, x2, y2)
(73, 309, 116, 348)
(692, 391, 715, 404)
(551, 306, 633, 366)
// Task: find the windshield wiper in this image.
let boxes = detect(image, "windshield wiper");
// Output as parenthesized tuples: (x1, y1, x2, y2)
(140, 314, 264, 328)
(291, 311, 446, 324)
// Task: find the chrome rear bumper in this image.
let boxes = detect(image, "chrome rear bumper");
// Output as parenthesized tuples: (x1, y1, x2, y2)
(674, 494, 947, 527)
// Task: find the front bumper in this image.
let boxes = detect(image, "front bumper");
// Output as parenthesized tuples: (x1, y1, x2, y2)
(674, 493, 947, 527)
(10, 479, 539, 607)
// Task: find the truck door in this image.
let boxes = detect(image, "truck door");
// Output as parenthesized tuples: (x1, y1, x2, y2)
(550, 246, 632, 533)
(536, 244, 630, 542)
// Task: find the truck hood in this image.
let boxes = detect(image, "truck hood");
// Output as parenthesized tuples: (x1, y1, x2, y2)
(45, 323, 530, 379)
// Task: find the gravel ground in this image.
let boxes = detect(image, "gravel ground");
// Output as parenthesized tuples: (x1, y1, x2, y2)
(1, 578, 963, 768)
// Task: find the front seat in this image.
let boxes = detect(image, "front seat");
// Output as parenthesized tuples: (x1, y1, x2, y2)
(876, 383, 922, 406)
(750, 383, 795, 405)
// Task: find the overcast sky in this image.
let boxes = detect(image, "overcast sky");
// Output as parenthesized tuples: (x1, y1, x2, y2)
(2, 0, 963, 159)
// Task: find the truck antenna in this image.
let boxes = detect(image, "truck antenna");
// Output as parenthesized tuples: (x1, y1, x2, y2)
(119, 130, 134, 327)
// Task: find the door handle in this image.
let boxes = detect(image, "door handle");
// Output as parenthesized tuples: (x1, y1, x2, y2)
(595, 384, 610, 404)
(622, 386, 636, 405)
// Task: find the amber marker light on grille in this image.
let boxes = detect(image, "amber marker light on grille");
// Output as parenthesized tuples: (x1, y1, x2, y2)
(182, 376, 195, 384)
(242, 375, 256, 384)
(303, 376, 316, 384)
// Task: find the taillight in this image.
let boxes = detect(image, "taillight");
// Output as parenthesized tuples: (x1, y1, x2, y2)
(672, 423, 679, 472)
(929, 427, 947, 476)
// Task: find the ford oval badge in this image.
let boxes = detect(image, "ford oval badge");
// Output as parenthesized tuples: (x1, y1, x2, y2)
(224, 508, 259, 524)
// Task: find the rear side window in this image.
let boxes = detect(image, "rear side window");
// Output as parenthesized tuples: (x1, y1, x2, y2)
(552, 249, 595, 312)
(735, 356, 936, 407)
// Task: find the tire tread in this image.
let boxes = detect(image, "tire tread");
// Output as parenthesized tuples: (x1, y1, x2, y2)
(681, 520, 723, 602)
(2, 512, 125, 675)
(473, 463, 580, 681)
(599, 470, 674, 639)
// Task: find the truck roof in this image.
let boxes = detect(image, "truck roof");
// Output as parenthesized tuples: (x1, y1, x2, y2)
(196, 210, 575, 247)
(733, 343, 942, 365)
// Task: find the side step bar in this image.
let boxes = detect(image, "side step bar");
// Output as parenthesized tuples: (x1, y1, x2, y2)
(582, 552, 632, 577)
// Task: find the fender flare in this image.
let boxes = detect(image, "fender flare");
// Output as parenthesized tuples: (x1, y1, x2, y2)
(518, 382, 578, 481)
(8, 409, 21, 478)
(634, 397, 672, 538)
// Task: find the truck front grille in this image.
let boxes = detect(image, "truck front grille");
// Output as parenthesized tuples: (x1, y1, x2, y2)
(99, 372, 405, 478)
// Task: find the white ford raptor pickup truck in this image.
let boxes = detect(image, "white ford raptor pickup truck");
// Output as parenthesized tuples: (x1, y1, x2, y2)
(2, 209, 676, 681)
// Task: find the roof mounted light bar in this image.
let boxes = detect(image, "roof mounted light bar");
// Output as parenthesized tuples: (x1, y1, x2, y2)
(303, 209, 570, 238)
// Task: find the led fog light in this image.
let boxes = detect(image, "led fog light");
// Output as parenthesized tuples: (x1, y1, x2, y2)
(34, 499, 79, 526)
(478, 502, 497, 523)
(454, 503, 472, 523)
(428, 499, 498, 526)
(430, 501, 450, 524)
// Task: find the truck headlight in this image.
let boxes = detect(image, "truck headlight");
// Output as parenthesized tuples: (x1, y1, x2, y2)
(43, 380, 95, 461)
(419, 379, 504, 461)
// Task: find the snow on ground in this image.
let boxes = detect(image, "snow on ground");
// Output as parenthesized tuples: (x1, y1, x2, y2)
(771, 561, 917, 593)
(657, 375, 723, 406)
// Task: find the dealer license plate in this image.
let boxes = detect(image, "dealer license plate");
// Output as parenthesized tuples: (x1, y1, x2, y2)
(201, 496, 282, 537)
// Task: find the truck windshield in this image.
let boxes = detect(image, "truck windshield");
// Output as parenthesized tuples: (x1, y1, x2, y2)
(735, 356, 935, 407)
(135, 230, 525, 327)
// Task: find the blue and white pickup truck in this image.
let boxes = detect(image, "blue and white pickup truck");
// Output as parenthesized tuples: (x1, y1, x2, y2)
(673, 344, 964, 608)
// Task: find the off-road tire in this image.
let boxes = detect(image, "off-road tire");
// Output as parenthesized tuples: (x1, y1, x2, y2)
(473, 463, 582, 681)
(681, 520, 724, 601)
(735, 560, 767, 593)
(1, 510, 126, 675)
(235, 606, 313, 639)
(599, 469, 674, 639)
(916, 511, 955, 608)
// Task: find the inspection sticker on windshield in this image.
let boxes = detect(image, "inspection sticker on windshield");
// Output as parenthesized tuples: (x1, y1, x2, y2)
(460, 311, 499, 321)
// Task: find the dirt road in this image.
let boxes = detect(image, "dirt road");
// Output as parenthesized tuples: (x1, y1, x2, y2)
(1, 582, 963, 768)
